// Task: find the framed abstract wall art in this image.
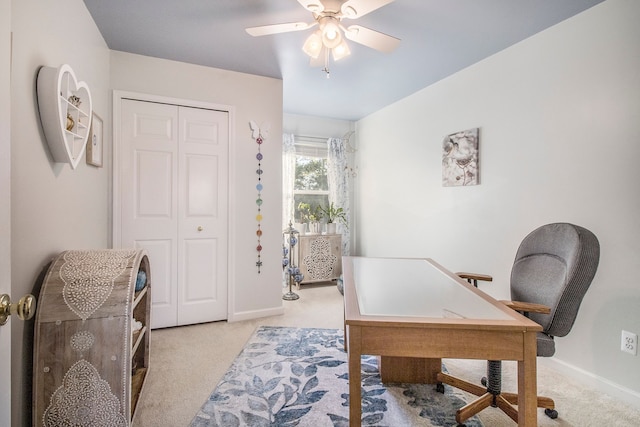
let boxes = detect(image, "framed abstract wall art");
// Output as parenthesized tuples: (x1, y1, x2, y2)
(442, 127, 479, 186)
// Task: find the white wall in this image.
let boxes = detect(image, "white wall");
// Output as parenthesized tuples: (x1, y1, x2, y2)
(355, 0, 640, 406)
(10, 1, 111, 425)
(110, 51, 284, 322)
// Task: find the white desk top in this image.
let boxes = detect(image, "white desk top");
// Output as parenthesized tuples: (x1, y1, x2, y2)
(349, 257, 512, 320)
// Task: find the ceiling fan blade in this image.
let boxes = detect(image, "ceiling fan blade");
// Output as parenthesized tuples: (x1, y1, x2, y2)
(246, 22, 315, 37)
(344, 25, 400, 53)
(341, 0, 394, 19)
(297, 0, 324, 14)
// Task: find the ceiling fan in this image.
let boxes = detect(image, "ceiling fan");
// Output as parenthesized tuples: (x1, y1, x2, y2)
(246, 0, 400, 76)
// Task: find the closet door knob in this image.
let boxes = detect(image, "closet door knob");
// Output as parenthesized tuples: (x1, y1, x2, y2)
(197, 226, 203, 231)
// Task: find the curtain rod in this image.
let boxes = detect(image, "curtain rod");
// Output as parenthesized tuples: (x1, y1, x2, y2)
(294, 134, 329, 142)
(293, 132, 357, 152)
(294, 131, 354, 141)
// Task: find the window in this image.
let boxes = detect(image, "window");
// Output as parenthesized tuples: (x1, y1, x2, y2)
(293, 141, 329, 222)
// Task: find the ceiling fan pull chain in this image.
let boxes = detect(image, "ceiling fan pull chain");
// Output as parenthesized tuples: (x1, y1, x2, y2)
(323, 48, 331, 78)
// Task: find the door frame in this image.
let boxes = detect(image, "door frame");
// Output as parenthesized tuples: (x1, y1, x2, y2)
(112, 90, 236, 322)
(1, 0, 11, 423)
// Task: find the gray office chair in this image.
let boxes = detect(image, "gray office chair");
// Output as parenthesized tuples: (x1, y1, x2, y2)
(437, 223, 600, 426)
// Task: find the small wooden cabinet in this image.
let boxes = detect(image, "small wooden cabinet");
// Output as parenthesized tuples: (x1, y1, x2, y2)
(33, 249, 150, 426)
(298, 234, 342, 284)
(36, 64, 93, 169)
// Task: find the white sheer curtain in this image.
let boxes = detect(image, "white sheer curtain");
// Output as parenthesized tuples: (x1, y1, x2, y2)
(282, 133, 296, 229)
(327, 137, 351, 255)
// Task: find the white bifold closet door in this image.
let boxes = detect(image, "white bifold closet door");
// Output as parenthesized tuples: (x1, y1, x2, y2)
(120, 99, 228, 328)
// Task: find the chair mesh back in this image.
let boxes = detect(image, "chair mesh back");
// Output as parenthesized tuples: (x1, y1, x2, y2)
(510, 223, 600, 338)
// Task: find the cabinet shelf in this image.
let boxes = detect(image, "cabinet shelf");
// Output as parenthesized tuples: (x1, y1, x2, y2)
(131, 367, 148, 415)
(132, 326, 147, 358)
(133, 286, 148, 310)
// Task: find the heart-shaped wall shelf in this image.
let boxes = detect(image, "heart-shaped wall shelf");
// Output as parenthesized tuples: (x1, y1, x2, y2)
(37, 64, 93, 169)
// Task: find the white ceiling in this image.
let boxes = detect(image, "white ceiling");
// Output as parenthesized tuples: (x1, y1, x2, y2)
(82, 0, 604, 121)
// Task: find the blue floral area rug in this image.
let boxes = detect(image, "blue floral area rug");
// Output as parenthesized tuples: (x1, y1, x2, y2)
(190, 326, 483, 427)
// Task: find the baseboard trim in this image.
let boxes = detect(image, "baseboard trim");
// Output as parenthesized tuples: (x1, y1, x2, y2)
(541, 357, 640, 410)
(228, 306, 285, 323)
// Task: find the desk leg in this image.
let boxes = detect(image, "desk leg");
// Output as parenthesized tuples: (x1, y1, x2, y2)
(348, 325, 362, 427)
(343, 305, 347, 352)
(518, 331, 538, 426)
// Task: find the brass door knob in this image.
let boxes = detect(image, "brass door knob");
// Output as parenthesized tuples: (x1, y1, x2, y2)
(197, 226, 203, 231)
(0, 293, 37, 326)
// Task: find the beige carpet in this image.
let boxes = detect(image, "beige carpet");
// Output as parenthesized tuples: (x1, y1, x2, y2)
(133, 284, 640, 426)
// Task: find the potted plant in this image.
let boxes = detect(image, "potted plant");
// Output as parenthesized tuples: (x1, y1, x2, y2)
(308, 204, 323, 234)
(297, 203, 323, 234)
(295, 202, 310, 234)
(321, 202, 347, 234)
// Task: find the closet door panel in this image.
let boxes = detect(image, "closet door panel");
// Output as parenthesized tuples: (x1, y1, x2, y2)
(177, 106, 228, 324)
(178, 238, 219, 325)
(135, 150, 173, 218)
(185, 154, 218, 216)
(121, 100, 179, 328)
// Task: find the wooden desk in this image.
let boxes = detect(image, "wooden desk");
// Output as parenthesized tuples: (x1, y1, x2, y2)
(343, 257, 542, 427)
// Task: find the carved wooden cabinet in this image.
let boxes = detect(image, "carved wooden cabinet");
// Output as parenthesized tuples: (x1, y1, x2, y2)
(298, 234, 342, 284)
(33, 249, 151, 427)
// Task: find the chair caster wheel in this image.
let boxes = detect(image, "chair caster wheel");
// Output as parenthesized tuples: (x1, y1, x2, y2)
(436, 383, 445, 394)
(545, 408, 558, 419)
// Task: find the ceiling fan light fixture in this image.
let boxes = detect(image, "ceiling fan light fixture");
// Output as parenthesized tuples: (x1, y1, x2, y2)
(320, 19, 342, 49)
(332, 39, 351, 61)
(302, 31, 323, 59)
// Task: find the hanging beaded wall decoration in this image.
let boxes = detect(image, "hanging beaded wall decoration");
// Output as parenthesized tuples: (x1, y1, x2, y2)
(250, 121, 269, 273)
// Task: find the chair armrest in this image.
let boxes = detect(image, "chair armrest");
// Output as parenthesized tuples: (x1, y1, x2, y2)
(456, 272, 493, 282)
(456, 272, 493, 288)
(500, 300, 551, 314)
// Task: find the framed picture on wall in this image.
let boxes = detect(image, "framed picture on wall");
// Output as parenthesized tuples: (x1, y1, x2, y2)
(86, 112, 103, 167)
(442, 127, 479, 186)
